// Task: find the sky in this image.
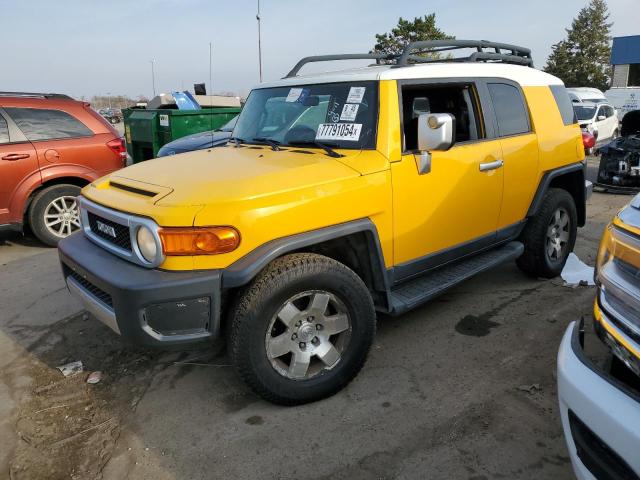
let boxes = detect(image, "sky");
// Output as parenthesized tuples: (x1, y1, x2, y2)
(0, 0, 637, 100)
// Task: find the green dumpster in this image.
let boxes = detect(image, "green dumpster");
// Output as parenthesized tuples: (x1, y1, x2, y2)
(123, 107, 240, 163)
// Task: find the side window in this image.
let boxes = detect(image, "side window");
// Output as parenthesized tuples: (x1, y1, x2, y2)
(549, 85, 577, 126)
(3, 108, 93, 141)
(0, 114, 9, 144)
(400, 84, 482, 152)
(487, 83, 530, 137)
(606, 106, 615, 118)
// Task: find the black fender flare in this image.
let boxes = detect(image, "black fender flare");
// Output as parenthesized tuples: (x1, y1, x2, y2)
(527, 162, 587, 227)
(221, 218, 390, 296)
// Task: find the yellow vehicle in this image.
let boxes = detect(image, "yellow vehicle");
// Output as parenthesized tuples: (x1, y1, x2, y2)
(59, 40, 590, 404)
(595, 194, 640, 375)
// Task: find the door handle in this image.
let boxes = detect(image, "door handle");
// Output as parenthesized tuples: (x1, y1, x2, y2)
(479, 159, 504, 172)
(1, 153, 30, 161)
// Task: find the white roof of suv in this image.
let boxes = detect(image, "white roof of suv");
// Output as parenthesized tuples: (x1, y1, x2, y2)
(259, 62, 564, 90)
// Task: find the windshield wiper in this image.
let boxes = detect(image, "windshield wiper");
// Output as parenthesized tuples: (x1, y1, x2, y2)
(252, 137, 281, 151)
(286, 140, 344, 158)
(228, 136, 246, 147)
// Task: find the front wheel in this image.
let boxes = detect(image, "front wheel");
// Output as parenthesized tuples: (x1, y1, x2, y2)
(228, 253, 376, 405)
(516, 188, 577, 278)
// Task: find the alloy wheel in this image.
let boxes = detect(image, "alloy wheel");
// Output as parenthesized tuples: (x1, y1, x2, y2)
(546, 207, 570, 262)
(265, 290, 352, 380)
(44, 196, 80, 238)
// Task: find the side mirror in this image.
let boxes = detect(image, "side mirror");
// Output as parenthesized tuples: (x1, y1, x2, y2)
(418, 113, 455, 152)
(597, 115, 606, 121)
(414, 113, 455, 175)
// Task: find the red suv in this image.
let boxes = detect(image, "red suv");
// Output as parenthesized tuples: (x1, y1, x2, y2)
(0, 92, 126, 245)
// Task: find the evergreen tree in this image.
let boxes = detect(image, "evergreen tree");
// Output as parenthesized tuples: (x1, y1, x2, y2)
(372, 14, 454, 59)
(544, 0, 612, 90)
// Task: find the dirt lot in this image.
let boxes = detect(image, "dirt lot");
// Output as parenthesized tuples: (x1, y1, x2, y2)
(0, 176, 631, 479)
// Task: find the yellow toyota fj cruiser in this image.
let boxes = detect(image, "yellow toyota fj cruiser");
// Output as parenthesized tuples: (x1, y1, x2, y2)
(59, 41, 590, 404)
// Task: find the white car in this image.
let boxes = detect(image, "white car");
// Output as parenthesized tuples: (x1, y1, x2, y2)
(574, 102, 620, 149)
(558, 194, 640, 480)
(558, 320, 640, 480)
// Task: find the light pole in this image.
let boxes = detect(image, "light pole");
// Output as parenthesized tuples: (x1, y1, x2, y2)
(150, 59, 156, 97)
(257, 0, 263, 83)
(106, 92, 112, 109)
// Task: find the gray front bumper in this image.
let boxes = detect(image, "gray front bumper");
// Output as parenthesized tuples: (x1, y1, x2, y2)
(59, 232, 222, 347)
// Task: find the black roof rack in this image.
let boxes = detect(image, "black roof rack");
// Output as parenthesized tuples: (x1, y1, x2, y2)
(396, 40, 533, 67)
(0, 91, 74, 100)
(284, 39, 533, 78)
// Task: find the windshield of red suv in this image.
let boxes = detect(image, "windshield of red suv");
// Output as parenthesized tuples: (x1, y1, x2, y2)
(233, 81, 378, 150)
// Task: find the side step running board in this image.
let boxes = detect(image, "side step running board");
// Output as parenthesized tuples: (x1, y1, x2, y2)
(389, 241, 524, 315)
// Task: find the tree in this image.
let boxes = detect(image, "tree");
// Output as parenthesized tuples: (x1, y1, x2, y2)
(544, 0, 612, 91)
(372, 14, 454, 59)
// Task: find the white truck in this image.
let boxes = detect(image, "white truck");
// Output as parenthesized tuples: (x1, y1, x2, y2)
(605, 87, 640, 121)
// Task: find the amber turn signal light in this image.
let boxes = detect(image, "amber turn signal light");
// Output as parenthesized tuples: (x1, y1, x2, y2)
(159, 226, 240, 255)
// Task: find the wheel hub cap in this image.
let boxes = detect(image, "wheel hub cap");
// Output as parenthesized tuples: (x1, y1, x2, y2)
(297, 324, 315, 342)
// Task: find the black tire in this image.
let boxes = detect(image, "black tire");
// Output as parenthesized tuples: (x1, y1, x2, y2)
(28, 184, 82, 246)
(228, 253, 376, 405)
(516, 188, 577, 278)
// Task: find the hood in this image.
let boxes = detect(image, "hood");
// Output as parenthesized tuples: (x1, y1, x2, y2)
(617, 193, 640, 234)
(157, 130, 231, 156)
(101, 145, 365, 208)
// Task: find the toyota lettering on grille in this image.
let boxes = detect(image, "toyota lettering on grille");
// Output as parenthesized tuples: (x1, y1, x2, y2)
(96, 220, 116, 238)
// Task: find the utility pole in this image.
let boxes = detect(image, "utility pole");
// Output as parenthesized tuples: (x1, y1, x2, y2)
(150, 59, 156, 97)
(107, 92, 112, 109)
(257, 0, 263, 83)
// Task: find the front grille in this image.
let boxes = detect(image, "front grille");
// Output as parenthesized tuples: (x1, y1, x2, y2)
(87, 211, 131, 251)
(568, 410, 639, 480)
(68, 271, 113, 308)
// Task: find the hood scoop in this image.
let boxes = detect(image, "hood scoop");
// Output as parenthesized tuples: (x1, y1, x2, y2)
(109, 180, 157, 197)
(90, 175, 174, 204)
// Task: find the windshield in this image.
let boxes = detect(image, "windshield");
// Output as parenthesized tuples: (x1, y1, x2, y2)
(574, 106, 596, 121)
(233, 81, 378, 150)
(219, 116, 238, 132)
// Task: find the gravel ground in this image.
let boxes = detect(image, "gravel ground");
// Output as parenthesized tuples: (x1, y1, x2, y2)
(0, 182, 632, 480)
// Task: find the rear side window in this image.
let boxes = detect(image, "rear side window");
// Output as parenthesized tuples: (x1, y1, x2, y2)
(488, 83, 530, 137)
(4, 108, 93, 141)
(550, 85, 577, 126)
(0, 115, 9, 144)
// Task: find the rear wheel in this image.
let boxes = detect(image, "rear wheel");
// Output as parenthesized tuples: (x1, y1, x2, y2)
(228, 253, 376, 405)
(516, 188, 577, 278)
(28, 184, 82, 246)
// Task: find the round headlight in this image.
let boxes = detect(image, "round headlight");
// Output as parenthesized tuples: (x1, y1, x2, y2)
(137, 225, 157, 262)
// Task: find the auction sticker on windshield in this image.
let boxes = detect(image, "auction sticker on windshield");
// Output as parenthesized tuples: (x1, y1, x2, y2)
(316, 123, 362, 142)
(340, 104, 359, 122)
(346, 87, 366, 104)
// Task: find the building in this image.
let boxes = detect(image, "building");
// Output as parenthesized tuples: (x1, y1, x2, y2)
(611, 35, 640, 88)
